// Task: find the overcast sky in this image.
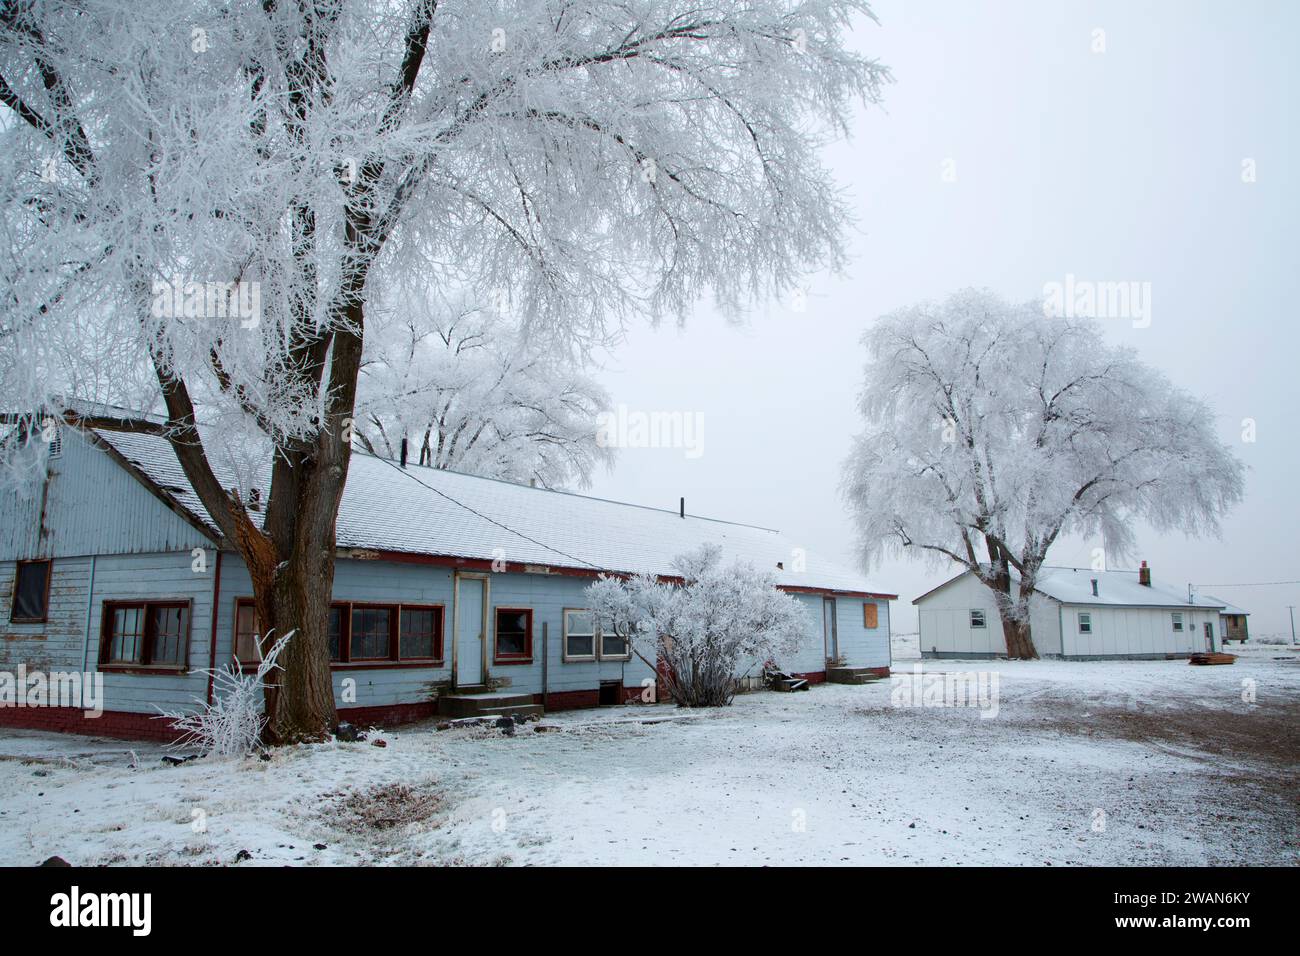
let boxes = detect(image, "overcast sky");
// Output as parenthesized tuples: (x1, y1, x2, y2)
(583, 0, 1300, 637)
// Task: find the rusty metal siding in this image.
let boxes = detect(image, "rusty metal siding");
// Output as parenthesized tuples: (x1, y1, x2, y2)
(0, 429, 212, 561)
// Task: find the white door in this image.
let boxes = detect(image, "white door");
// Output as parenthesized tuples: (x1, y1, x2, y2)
(823, 598, 838, 662)
(455, 577, 486, 686)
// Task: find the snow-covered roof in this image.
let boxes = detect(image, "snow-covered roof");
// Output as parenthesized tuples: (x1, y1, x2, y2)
(1032, 567, 1224, 610)
(914, 565, 1225, 610)
(1203, 596, 1249, 616)
(92, 430, 894, 598)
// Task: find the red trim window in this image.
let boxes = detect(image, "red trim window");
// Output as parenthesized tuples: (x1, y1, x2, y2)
(327, 601, 444, 665)
(232, 598, 263, 668)
(99, 600, 191, 670)
(494, 607, 533, 664)
(10, 559, 51, 624)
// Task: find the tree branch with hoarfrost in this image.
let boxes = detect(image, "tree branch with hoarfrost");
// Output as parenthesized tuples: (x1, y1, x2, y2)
(1, 0, 888, 741)
(841, 288, 1244, 658)
(355, 293, 614, 489)
(587, 545, 810, 707)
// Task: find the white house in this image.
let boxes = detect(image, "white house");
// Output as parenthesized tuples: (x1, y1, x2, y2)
(913, 562, 1226, 660)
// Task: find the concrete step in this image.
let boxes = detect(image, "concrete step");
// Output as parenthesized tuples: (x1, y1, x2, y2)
(826, 667, 884, 685)
(437, 691, 541, 718)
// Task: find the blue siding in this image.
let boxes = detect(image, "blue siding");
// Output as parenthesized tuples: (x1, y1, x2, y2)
(0, 429, 212, 561)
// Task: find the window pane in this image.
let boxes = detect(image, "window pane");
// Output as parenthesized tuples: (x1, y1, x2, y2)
(12, 561, 50, 620)
(566, 610, 594, 635)
(351, 607, 392, 659)
(328, 606, 343, 661)
(567, 634, 594, 658)
(496, 610, 530, 657)
(108, 606, 144, 664)
(150, 606, 186, 665)
(400, 608, 437, 659)
(234, 602, 262, 664)
(601, 632, 628, 658)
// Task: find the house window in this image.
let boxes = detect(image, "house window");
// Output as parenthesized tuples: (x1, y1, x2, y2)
(863, 602, 879, 629)
(600, 627, 630, 661)
(494, 608, 533, 663)
(1078, 612, 1092, 634)
(1171, 612, 1184, 632)
(324, 601, 442, 664)
(350, 606, 393, 660)
(399, 607, 442, 661)
(99, 601, 191, 669)
(10, 559, 51, 623)
(563, 609, 596, 661)
(969, 609, 986, 629)
(233, 598, 262, 666)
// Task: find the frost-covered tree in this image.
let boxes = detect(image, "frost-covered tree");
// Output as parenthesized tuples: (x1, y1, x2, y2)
(587, 544, 810, 706)
(355, 295, 613, 488)
(842, 288, 1244, 659)
(1, 0, 887, 741)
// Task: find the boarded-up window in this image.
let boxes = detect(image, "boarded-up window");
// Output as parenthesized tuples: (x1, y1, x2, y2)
(863, 602, 878, 629)
(11, 560, 51, 622)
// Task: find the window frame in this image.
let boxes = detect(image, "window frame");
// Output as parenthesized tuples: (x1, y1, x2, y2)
(98, 599, 193, 673)
(231, 596, 263, 670)
(598, 625, 632, 662)
(1171, 611, 1184, 632)
(1078, 611, 1092, 634)
(969, 608, 986, 629)
(10, 559, 52, 624)
(562, 607, 597, 662)
(322, 600, 445, 667)
(241, 595, 444, 671)
(493, 607, 534, 665)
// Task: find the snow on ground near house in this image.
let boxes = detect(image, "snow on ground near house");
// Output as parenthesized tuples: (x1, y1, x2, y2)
(1, 650, 1296, 866)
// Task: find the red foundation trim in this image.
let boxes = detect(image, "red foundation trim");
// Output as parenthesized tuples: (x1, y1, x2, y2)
(791, 670, 828, 685)
(0, 706, 182, 742)
(336, 701, 438, 727)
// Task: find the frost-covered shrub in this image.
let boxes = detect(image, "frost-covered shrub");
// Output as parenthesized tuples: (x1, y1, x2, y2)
(156, 632, 293, 756)
(588, 545, 809, 707)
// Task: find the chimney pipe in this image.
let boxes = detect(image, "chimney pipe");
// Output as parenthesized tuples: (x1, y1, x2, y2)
(399, 437, 408, 468)
(679, 496, 685, 519)
(1138, 560, 1151, 587)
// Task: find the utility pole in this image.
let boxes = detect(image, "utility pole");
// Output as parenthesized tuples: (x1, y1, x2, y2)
(1289, 606, 1297, 645)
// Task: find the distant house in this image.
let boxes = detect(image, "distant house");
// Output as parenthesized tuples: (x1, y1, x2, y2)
(1206, 598, 1250, 643)
(913, 562, 1225, 660)
(0, 425, 896, 740)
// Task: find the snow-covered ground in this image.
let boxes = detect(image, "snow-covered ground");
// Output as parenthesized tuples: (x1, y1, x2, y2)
(2, 646, 1296, 866)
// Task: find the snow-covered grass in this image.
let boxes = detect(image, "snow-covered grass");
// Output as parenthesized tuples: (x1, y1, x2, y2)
(1, 653, 1296, 866)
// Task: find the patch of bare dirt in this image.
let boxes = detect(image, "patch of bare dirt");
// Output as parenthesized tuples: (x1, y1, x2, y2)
(327, 782, 443, 834)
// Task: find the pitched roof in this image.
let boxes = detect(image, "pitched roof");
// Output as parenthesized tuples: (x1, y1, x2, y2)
(1203, 596, 1249, 616)
(913, 565, 1226, 610)
(92, 429, 894, 598)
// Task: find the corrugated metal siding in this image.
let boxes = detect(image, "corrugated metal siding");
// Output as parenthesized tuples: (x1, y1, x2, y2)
(0, 430, 213, 561)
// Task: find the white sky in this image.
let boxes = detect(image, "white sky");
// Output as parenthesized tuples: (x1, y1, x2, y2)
(585, 0, 1300, 637)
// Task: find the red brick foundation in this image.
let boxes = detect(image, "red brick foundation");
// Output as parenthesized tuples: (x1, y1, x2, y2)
(0, 705, 181, 742)
(792, 670, 828, 685)
(337, 701, 438, 728)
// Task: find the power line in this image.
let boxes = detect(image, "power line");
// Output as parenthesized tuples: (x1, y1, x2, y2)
(369, 452, 604, 572)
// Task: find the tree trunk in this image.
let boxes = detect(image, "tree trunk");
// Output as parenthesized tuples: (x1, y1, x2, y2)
(999, 612, 1038, 660)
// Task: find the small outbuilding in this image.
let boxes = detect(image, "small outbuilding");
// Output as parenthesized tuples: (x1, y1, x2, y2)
(913, 562, 1226, 660)
(1205, 597, 1250, 643)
